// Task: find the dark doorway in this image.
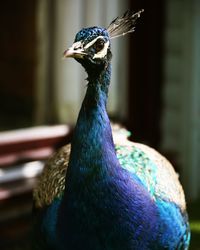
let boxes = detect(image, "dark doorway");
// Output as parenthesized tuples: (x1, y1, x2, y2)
(127, 0, 165, 149)
(0, 1, 37, 130)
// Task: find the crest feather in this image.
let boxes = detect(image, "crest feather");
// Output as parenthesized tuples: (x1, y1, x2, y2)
(107, 9, 144, 39)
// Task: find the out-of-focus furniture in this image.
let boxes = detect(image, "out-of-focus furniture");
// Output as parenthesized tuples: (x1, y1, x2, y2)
(0, 125, 72, 250)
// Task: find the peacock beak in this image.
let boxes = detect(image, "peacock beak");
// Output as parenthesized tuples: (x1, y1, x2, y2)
(63, 41, 86, 59)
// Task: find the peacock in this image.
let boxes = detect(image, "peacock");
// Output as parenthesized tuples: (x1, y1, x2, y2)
(32, 10, 190, 250)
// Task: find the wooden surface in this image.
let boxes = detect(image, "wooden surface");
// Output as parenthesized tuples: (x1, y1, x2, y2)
(0, 125, 72, 167)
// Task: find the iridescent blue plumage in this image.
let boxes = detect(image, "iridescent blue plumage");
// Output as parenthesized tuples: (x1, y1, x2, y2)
(33, 10, 190, 250)
(75, 27, 108, 43)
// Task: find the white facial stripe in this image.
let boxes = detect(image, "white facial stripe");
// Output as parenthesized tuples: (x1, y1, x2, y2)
(84, 36, 105, 49)
(93, 40, 110, 59)
(72, 41, 83, 49)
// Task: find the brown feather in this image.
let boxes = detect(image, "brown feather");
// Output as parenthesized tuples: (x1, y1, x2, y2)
(107, 9, 144, 39)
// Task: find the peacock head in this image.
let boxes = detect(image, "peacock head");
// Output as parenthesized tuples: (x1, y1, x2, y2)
(63, 10, 144, 73)
(63, 27, 112, 72)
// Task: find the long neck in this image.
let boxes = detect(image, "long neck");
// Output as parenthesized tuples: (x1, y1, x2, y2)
(66, 63, 119, 183)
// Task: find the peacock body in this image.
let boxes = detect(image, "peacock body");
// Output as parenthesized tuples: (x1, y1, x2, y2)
(33, 10, 190, 250)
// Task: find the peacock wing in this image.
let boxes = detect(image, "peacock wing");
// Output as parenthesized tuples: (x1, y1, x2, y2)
(33, 144, 70, 209)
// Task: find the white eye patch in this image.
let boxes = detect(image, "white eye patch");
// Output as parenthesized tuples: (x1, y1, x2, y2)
(84, 36, 105, 49)
(84, 36, 110, 59)
(93, 40, 109, 59)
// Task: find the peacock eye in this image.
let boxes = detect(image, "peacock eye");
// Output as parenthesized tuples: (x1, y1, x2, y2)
(94, 39, 105, 52)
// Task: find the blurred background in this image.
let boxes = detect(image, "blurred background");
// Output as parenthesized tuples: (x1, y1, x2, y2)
(0, 0, 199, 249)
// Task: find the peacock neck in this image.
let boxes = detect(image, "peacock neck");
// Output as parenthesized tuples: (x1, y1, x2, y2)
(66, 63, 119, 183)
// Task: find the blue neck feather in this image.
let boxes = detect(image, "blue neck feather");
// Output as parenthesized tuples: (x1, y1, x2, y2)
(66, 63, 119, 184)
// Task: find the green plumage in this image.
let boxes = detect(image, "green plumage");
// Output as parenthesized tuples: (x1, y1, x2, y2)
(116, 144, 157, 197)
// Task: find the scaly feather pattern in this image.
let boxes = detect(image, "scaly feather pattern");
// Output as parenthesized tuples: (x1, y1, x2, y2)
(33, 10, 190, 250)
